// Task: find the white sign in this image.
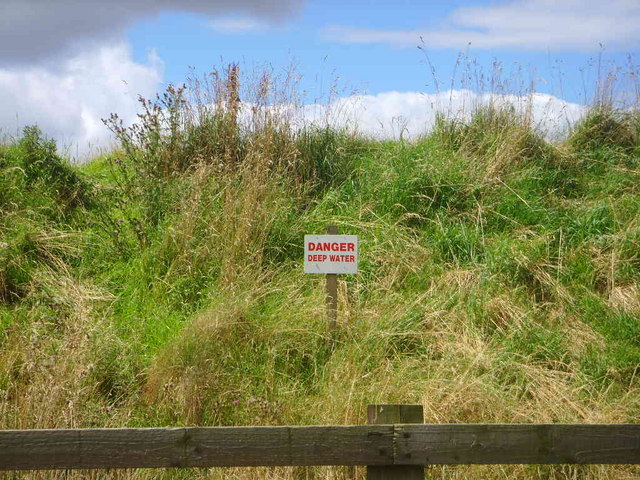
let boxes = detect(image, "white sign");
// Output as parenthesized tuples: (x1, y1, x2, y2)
(304, 235, 358, 274)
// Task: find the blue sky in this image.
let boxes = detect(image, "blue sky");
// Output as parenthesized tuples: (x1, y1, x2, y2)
(0, 0, 638, 156)
(126, 0, 635, 104)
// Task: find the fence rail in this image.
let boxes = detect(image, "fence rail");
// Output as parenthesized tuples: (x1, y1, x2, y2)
(1, 405, 639, 476)
(0, 425, 393, 470)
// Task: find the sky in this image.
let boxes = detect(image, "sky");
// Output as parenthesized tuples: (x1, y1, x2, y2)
(0, 0, 638, 158)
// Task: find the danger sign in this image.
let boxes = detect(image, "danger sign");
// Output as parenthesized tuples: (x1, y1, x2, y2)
(304, 235, 358, 274)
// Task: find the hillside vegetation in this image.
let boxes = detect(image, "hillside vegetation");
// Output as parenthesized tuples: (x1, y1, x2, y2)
(1, 67, 639, 479)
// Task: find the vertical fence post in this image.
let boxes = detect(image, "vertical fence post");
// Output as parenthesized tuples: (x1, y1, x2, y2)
(326, 225, 338, 330)
(367, 404, 424, 480)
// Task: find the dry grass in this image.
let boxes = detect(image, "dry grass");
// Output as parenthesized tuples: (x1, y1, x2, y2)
(2, 64, 639, 479)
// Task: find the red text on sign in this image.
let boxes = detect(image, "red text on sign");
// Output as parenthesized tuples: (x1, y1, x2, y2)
(329, 254, 355, 262)
(307, 254, 355, 263)
(307, 242, 355, 252)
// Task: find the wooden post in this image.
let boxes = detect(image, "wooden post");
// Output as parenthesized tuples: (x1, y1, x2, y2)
(326, 225, 338, 330)
(367, 404, 424, 480)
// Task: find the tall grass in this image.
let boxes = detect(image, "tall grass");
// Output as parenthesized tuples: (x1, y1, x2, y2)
(0, 63, 639, 479)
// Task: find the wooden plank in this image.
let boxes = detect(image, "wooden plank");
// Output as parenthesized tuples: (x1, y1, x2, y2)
(0, 428, 184, 470)
(367, 404, 424, 480)
(2, 423, 640, 471)
(395, 424, 640, 465)
(0, 425, 394, 471)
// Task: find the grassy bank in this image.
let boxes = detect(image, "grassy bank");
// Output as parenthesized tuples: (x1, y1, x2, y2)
(1, 68, 639, 479)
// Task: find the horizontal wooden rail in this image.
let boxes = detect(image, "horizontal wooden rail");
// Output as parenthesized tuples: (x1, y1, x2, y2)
(0, 425, 394, 470)
(397, 424, 640, 465)
(1, 423, 639, 470)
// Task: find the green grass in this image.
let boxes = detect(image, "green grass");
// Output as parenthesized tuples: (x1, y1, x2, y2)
(0, 90, 639, 479)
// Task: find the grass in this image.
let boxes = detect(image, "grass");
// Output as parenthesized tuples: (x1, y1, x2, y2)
(0, 65, 639, 479)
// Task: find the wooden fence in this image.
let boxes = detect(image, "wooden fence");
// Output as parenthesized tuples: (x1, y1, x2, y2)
(2, 404, 639, 478)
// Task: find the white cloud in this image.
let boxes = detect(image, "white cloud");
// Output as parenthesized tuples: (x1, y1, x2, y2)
(243, 90, 586, 141)
(209, 17, 269, 34)
(0, 0, 302, 158)
(295, 90, 585, 141)
(0, 43, 163, 159)
(0, 0, 301, 65)
(0, 42, 585, 162)
(322, 0, 640, 51)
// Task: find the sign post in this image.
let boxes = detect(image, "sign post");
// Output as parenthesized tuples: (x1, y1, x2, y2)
(304, 226, 358, 331)
(325, 225, 339, 330)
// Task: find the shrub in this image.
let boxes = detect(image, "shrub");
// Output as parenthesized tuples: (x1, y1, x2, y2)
(15, 126, 90, 211)
(432, 104, 556, 178)
(567, 105, 637, 153)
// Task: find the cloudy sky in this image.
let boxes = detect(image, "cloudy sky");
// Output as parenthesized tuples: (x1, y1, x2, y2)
(1, 0, 638, 158)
